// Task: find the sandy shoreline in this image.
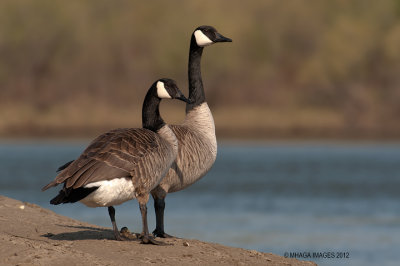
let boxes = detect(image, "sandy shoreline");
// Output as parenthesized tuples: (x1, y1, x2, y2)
(0, 195, 316, 265)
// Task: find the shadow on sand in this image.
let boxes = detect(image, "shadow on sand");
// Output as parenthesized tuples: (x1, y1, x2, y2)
(41, 224, 138, 241)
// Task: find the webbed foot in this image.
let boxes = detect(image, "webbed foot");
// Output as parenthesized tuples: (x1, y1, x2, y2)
(139, 233, 169, 245)
(152, 229, 176, 238)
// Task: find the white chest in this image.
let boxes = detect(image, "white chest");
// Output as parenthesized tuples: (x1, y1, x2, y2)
(166, 102, 217, 191)
(184, 103, 217, 155)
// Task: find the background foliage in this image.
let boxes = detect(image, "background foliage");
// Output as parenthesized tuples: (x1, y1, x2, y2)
(1, 0, 400, 138)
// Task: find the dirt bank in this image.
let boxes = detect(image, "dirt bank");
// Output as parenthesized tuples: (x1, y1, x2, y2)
(0, 195, 316, 265)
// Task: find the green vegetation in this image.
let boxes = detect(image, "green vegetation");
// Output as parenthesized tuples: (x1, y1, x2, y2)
(0, 0, 400, 139)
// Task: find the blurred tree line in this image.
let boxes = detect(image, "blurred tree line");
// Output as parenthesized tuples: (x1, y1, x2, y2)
(0, 0, 400, 138)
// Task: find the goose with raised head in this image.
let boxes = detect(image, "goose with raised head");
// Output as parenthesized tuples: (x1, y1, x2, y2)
(42, 79, 190, 244)
(151, 26, 232, 238)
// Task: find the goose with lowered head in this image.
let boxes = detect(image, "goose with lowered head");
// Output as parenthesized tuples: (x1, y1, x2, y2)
(42, 78, 190, 244)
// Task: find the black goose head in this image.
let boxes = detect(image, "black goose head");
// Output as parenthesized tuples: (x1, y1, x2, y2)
(193, 25, 232, 47)
(156, 78, 191, 103)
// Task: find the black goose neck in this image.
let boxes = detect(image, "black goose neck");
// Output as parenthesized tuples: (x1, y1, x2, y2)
(187, 35, 205, 112)
(142, 84, 165, 132)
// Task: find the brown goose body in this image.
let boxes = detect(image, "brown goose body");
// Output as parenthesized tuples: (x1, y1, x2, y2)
(43, 126, 178, 207)
(154, 103, 217, 195)
(42, 79, 189, 243)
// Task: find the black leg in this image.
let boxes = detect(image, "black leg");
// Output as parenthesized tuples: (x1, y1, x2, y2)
(108, 206, 122, 240)
(108, 206, 134, 241)
(153, 198, 173, 238)
(138, 202, 165, 245)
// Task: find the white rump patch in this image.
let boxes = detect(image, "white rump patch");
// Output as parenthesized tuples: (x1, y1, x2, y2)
(194, 30, 213, 47)
(157, 81, 171, 99)
(80, 178, 136, 208)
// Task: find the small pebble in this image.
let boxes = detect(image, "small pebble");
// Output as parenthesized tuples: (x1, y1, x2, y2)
(120, 227, 137, 240)
(19, 205, 25, 210)
(249, 250, 261, 257)
(183, 241, 190, 247)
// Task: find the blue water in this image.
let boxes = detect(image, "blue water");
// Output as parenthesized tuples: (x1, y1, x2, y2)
(1, 141, 399, 266)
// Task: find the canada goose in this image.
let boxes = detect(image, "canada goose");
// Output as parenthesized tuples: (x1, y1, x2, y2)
(42, 79, 190, 244)
(151, 26, 232, 238)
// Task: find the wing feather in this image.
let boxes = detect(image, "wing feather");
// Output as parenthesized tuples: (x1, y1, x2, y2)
(42, 128, 165, 190)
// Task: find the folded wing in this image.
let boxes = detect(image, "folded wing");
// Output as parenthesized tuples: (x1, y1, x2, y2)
(42, 128, 164, 191)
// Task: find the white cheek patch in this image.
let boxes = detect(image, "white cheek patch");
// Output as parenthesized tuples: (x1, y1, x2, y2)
(157, 81, 171, 99)
(194, 30, 214, 47)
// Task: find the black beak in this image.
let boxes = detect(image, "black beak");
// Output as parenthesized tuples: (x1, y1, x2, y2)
(176, 94, 192, 104)
(214, 32, 232, 43)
